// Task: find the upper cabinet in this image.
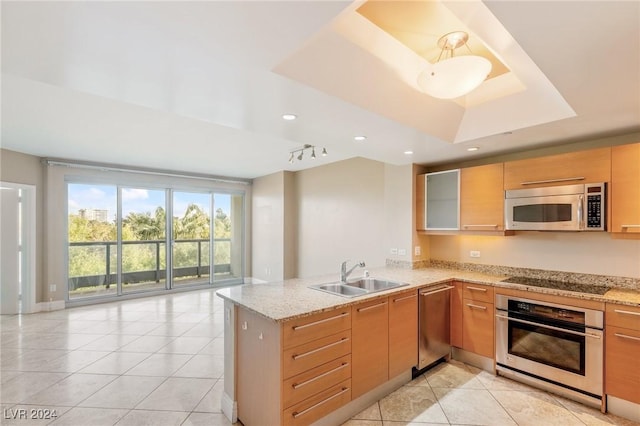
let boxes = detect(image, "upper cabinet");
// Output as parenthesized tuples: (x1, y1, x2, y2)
(611, 143, 640, 234)
(503, 147, 611, 190)
(416, 170, 459, 231)
(460, 163, 505, 232)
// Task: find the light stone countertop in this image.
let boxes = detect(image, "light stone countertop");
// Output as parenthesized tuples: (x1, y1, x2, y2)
(216, 266, 640, 322)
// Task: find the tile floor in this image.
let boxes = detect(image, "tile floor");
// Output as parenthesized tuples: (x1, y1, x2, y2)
(1, 289, 638, 426)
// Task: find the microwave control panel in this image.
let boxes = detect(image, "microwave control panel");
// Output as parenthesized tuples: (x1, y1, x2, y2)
(585, 183, 605, 230)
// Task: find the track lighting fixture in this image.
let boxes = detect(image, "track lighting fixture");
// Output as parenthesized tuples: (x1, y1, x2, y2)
(288, 144, 327, 164)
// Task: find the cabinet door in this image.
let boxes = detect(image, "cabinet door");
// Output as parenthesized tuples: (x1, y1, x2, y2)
(611, 143, 640, 233)
(460, 163, 505, 231)
(605, 325, 640, 404)
(237, 307, 282, 426)
(504, 147, 611, 190)
(462, 299, 494, 358)
(417, 170, 460, 230)
(389, 290, 418, 378)
(450, 282, 463, 348)
(352, 298, 389, 399)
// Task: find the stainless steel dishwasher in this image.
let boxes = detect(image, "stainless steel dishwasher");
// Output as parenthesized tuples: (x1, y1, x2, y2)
(418, 285, 453, 369)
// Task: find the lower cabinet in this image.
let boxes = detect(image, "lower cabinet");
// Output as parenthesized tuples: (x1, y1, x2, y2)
(605, 303, 640, 404)
(352, 297, 389, 399)
(451, 281, 495, 359)
(388, 289, 418, 378)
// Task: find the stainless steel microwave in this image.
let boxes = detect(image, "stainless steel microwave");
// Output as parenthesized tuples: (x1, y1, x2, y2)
(505, 183, 606, 231)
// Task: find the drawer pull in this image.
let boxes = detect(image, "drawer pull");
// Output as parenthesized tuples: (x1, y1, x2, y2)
(462, 224, 499, 229)
(292, 387, 349, 419)
(614, 333, 640, 342)
(357, 301, 387, 312)
(621, 225, 640, 228)
(466, 286, 487, 292)
(521, 177, 585, 185)
(466, 303, 487, 311)
(393, 294, 418, 303)
(292, 362, 349, 389)
(292, 338, 349, 360)
(421, 285, 455, 296)
(292, 312, 349, 331)
(614, 309, 640, 317)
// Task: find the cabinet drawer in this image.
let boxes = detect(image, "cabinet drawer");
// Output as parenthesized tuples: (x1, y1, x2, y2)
(462, 299, 494, 358)
(462, 283, 494, 303)
(283, 307, 352, 349)
(283, 379, 351, 426)
(605, 325, 640, 404)
(283, 330, 351, 379)
(606, 304, 640, 330)
(283, 354, 351, 409)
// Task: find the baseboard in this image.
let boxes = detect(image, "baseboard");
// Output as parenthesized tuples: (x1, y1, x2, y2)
(221, 391, 237, 423)
(34, 300, 66, 312)
(607, 395, 640, 423)
(451, 347, 494, 372)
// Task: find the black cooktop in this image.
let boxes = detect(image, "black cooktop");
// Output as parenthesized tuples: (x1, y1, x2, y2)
(500, 276, 610, 296)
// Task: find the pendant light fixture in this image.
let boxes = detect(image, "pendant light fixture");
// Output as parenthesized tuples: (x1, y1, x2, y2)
(417, 31, 492, 99)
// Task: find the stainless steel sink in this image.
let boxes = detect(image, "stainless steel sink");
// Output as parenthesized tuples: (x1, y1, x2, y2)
(309, 278, 408, 298)
(344, 278, 408, 292)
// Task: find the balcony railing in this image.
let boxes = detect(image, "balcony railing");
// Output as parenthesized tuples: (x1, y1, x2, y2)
(68, 238, 231, 290)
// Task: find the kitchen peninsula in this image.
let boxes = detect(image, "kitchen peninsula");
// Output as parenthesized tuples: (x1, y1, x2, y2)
(216, 264, 640, 426)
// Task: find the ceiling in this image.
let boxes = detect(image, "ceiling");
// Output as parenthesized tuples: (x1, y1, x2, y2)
(2, 1, 639, 180)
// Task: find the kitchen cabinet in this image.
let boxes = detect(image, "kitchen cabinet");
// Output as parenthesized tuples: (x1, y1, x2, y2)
(352, 297, 389, 399)
(611, 143, 640, 234)
(388, 289, 418, 378)
(237, 305, 353, 426)
(450, 282, 463, 348)
(417, 169, 460, 231)
(460, 163, 506, 232)
(461, 282, 495, 358)
(605, 303, 640, 404)
(503, 147, 611, 190)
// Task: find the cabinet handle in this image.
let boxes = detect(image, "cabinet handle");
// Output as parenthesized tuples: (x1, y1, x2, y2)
(393, 294, 417, 303)
(292, 387, 349, 418)
(621, 225, 640, 228)
(521, 177, 585, 185)
(466, 303, 487, 310)
(614, 309, 640, 317)
(421, 285, 454, 296)
(292, 362, 349, 389)
(466, 286, 487, 292)
(292, 312, 349, 331)
(357, 301, 387, 312)
(292, 338, 349, 360)
(496, 314, 601, 338)
(462, 224, 499, 229)
(614, 333, 640, 342)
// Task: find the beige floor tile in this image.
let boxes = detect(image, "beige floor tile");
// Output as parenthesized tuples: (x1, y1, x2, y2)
(182, 412, 234, 426)
(147, 323, 196, 337)
(193, 379, 224, 413)
(0, 372, 69, 403)
(424, 362, 485, 390)
(174, 355, 224, 378)
(382, 422, 449, 425)
(117, 335, 176, 353)
(342, 421, 383, 426)
(433, 387, 517, 425)
(491, 390, 584, 426)
(0, 405, 71, 426)
(79, 375, 166, 409)
(379, 385, 448, 423)
(49, 407, 128, 426)
(27, 373, 118, 406)
(404, 374, 431, 387)
(473, 369, 546, 393)
(198, 338, 224, 356)
(157, 336, 212, 354)
(114, 409, 189, 426)
(1, 349, 68, 371)
(181, 323, 224, 338)
(552, 395, 640, 425)
(78, 334, 140, 351)
(352, 402, 382, 420)
(124, 353, 192, 377)
(112, 321, 162, 335)
(136, 377, 216, 412)
(29, 350, 110, 373)
(79, 351, 150, 375)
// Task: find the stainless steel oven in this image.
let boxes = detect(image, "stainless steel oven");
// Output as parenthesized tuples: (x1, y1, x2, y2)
(495, 295, 604, 406)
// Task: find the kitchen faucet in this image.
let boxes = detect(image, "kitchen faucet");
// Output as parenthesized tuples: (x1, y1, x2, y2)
(341, 260, 366, 282)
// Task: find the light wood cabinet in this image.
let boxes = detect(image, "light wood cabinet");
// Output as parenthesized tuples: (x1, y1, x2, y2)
(416, 170, 460, 230)
(388, 290, 418, 378)
(450, 282, 463, 348)
(504, 147, 611, 190)
(605, 303, 640, 404)
(461, 282, 494, 358)
(352, 297, 389, 399)
(460, 163, 505, 232)
(611, 143, 640, 234)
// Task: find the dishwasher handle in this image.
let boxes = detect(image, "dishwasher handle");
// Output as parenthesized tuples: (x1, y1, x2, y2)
(420, 285, 454, 296)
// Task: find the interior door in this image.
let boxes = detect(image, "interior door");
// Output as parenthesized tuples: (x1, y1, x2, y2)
(1, 187, 20, 314)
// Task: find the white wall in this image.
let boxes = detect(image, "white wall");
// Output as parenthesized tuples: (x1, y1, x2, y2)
(429, 232, 640, 278)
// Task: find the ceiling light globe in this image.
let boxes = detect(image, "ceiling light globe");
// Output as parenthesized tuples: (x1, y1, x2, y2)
(417, 56, 492, 99)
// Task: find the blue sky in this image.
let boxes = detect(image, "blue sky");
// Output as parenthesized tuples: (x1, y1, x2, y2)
(68, 184, 232, 220)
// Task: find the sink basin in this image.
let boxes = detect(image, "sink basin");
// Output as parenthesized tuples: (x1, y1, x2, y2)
(309, 283, 368, 298)
(309, 278, 408, 298)
(345, 278, 408, 292)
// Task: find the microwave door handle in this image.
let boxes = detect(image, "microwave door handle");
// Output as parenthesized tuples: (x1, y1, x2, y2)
(577, 194, 584, 229)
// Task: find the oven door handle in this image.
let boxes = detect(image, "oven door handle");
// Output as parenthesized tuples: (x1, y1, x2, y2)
(495, 314, 601, 339)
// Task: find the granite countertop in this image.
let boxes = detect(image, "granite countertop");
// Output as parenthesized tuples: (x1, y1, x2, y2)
(215, 266, 640, 322)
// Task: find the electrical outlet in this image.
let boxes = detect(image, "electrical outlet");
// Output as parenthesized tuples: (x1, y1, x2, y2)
(49, 284, 56, 292)
(398, 249, 406, 256)
(390, 248, 398, 255)
(414, 246, 421, 256)
(470, 250, 481, 258)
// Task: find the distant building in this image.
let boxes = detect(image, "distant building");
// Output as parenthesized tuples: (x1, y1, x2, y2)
(80, 209, 109, 222)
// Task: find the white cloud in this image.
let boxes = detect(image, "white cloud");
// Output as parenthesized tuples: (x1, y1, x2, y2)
(122, 188, 149, 201)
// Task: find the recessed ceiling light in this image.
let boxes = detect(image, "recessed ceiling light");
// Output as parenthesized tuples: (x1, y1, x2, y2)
(354, 136, 367, 141)
(282, 114, 297, 121)
(467, 146, 480, 152)
(404, 150, 414, 155)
